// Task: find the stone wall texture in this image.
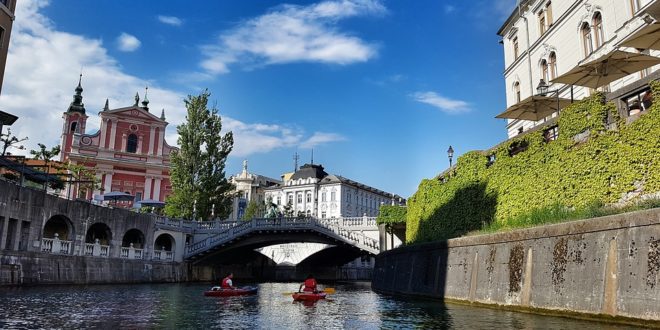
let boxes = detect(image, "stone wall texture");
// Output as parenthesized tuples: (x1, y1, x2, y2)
(372, 208, 660, 322)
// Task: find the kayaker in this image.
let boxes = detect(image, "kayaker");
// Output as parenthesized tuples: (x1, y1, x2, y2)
(299, 274, 318, 293)
(221, 273, 234, 289)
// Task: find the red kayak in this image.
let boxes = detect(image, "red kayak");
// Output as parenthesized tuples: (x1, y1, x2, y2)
(292, 291, 327, 301)
(204, 286, 258, 297)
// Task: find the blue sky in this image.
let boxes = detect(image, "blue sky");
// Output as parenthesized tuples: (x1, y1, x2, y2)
(1, 0, 517, 197)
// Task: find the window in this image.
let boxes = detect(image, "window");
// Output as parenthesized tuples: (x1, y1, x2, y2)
(287, 194, 293, 205)
(514, 82, 521, 103)
(625, 89, 653, 116)
(540, 60, 549, 83)
(582, 23, 593, 56)
(135, 192, 142, 202)
(321, 211, 326, 219)
(70, 121, 77, 133)
(593, 13, 604, 48)
(331, 191, 336, 201)
(512, 37, 519, 59)
(321, 192, 326, 202)
(297, 194, 302, 204)
(549, 52, 557, 79)
(630, 0, 640, 15)
(486, 154, 496, 167)
(539, 13, 546, 35)
(508, 140, 529, 156)
(126, 134, 138, 153)
(277, 196, 281, 205)
(543, 126, 559, 142)
(306, 193, 311, 203)
(546, 2, 553, 26)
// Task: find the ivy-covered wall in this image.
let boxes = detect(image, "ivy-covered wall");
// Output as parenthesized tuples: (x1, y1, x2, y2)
(376, 205, 407, 225)
(407, 83, 660, 243)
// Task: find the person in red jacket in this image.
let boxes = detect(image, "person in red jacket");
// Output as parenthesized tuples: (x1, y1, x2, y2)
(221, 273, 234, 289)
(299, 274, 318, 293)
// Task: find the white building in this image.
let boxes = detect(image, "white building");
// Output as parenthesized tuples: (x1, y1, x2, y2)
(498, 0, 660, 137)
(228, 160, 281, 221)
(263, 163, 405, 218)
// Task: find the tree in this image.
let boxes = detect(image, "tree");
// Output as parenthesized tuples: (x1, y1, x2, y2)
(242, 200, 263, 220)
(64, 162, 100, 199)
(1, 128, 28, 156)
(283, 201, 294, 217)
(30, 143, 60, 162)
(165, 90, 234, 220)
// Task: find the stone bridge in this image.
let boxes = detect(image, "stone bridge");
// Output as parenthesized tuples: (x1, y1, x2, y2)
(173, 216, 381, 263)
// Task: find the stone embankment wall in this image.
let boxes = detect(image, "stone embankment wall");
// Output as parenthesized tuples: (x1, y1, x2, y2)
(372, 208, 660, 323)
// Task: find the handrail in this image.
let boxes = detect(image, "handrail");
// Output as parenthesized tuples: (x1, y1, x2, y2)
(185, 216, 380, 258)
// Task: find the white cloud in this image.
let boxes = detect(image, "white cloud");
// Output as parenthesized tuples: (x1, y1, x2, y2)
(116, 32, 141, 52)
(411, 91, 470, 114)
(157, 15, 183, 27)
(1, 0, 345, 159)
(200, 0, 385, 74)
(299, 132, 346, 149)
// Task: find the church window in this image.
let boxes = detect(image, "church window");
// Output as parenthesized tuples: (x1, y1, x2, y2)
(127, 134, 138, 153)
(70, 121, 77, 133)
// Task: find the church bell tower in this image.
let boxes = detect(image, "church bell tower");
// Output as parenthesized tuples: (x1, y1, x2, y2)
(60, 74, 88, 162)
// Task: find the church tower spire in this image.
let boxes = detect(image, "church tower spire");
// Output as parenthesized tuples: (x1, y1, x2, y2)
(141, 86, 149, 111)
(67, 74, 86, 114)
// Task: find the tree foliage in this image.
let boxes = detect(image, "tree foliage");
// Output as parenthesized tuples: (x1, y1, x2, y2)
(407, 83, 660, 244)
(165, 90, 234, 220)
(30, 143, 61, 162)
(242, 200, 263, 220)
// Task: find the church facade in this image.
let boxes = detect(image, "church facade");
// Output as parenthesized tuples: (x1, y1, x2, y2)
(59, 79, 177, 206)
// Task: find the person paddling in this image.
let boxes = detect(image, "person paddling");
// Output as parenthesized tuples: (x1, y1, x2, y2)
(299, 274, 318, 293)
(221, 273, 235, 289)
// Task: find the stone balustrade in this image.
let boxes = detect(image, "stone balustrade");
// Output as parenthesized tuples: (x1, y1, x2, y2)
(41, 235, 72, 255)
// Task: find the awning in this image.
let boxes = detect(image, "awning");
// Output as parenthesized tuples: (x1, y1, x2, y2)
(620, 23, 660, 51)
(0, 157, 64, 185)
(550, 50, 660, 89)
(496, 95, 572, 121)
(644, 0, 660, 21)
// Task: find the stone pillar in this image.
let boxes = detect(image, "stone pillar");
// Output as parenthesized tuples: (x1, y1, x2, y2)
(153, 178, 162, 201)
(109, 119, 117, 149)
(156, 128, 163, 156)
(521, 248, 533, 306)
(0, 215, 9, 249)
(469, 251, 479, 302)
(104, 172, 113, 194)
(148, 126, 155, 155)
(99, 118, 108, 149)
(93, 173, 103, 197)
(144, 176, 153, 200)
(603, 238, 618, 315)
(137, 135, 144, 154)
(11, 219, 21, 251)
(121, 133, 127, 152)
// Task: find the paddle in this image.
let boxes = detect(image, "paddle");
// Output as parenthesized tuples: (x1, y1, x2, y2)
(282, 288, 336, 295)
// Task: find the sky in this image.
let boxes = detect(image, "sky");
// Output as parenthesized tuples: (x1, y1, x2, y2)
(1, 0, 517, 198)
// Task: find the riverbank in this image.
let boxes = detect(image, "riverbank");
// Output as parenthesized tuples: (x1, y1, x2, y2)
(372, 207, 660, 326)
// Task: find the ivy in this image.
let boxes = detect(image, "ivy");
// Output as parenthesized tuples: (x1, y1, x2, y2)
(377, 205, 407, 225)
(407, 82, 660, 244)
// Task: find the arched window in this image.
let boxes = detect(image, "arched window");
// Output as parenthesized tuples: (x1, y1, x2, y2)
(549, 52, 557, 79)
(126, 134, 138, 153)
(581, 22, 593, 56)
(593, 13, 604, 48)
(70, 121, 77, 133)
(540, 59, 549, 83)
(514, 82, 521, 103)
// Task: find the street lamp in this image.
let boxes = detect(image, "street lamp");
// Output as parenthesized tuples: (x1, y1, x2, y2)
(536, 79, 549, 96)
(447, 145, 454, 167)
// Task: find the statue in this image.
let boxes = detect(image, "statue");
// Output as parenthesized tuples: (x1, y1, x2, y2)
(264, 198, 280, 218)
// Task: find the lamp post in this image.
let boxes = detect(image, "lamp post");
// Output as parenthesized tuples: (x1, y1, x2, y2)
(447, 145, 454, 168)
(536, 79, 560, 113)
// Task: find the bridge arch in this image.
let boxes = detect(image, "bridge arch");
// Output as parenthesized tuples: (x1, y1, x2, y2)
(154, 233, 175, 252)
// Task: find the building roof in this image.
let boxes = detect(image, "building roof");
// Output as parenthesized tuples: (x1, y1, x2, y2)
(497, 1, 530, 36)
(0, 110, 18, 125)
(290, 163, 328, 180)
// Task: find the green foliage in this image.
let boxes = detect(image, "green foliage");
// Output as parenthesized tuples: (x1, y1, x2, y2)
(242, 200, 263, 220)
(377, 205, 407, 225)
(407, 83, 660, 244)
(165, 90, 234, 220)
(30, 143, 61, 161)
(282, 201, 294, 217)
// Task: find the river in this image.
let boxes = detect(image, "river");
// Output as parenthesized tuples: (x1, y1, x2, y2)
(0, 282, 643, 329)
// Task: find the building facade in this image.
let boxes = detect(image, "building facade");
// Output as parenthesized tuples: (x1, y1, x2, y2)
(228, 160, 281, 221)
(264, 163, 405, 218)
(498, 0, 659, 137)
(60, 80, 177, 206)
(0, 0, 16, 95)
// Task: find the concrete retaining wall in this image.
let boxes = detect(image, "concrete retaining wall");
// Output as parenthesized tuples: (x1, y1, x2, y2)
(0, 251, 216, 285)
(372, 208, 660, 323)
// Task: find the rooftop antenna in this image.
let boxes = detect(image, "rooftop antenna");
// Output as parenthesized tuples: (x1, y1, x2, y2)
(293, 152, 299, 171)
(311, 149, 314, 165)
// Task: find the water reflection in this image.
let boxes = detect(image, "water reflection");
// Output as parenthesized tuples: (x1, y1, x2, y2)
(0, 282, 645, 329)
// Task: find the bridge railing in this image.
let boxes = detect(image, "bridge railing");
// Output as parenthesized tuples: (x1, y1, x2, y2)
(185, 216, 379, 257)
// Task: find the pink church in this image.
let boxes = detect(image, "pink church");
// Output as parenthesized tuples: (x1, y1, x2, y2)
(60, 77, 177, 207)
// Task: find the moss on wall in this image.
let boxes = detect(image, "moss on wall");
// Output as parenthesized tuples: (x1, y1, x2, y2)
(407, 83, 660, 244)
